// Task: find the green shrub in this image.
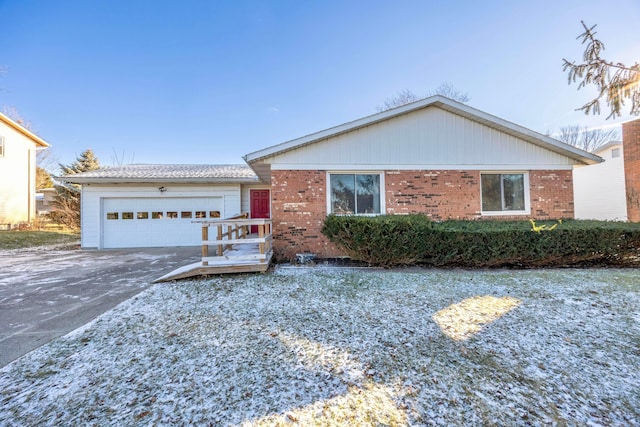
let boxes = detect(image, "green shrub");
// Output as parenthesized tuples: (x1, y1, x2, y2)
(321, 215, 640, 268)
(322, 214, 433, 267)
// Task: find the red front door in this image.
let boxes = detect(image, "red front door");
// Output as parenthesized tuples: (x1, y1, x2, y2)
(250, 189, 270, 233)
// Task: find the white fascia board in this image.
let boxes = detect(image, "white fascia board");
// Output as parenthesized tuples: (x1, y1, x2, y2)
(593, 140, 622, 154)
(0, 112, 50, 147)
(270, 163, 576, 171)
(59, 177, 261, 185)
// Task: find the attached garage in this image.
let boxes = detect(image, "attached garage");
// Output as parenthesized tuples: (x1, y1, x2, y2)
(63, 164, 264, 249)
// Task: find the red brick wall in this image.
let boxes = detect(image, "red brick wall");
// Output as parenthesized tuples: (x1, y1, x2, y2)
(270, 169, 575, 260)
(623, 119, 640, 222)
(270, 170, 343, 261)
(385, 170, 481, 219)
(529, 170, 574, 219)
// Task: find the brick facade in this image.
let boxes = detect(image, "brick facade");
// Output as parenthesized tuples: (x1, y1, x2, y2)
(270, 169, 575, 260)
(623, 119, 640, 222)
(529, 170, 575, 219)
(385, 170, 481, 219)
(270, 170, 343, 261)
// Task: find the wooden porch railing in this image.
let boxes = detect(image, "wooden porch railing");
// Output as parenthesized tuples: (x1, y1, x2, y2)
(194, 213, 273, 267)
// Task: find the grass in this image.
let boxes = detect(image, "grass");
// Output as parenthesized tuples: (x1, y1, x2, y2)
(1, 267, 638, 425)
(0, 230, 79, 249)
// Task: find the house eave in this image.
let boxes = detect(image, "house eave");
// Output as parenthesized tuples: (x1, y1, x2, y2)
(59, 177, 262, 185)
(0, 112, 50, 147)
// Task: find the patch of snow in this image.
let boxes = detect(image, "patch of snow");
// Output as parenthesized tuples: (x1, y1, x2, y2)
(0, 267, 638, 426)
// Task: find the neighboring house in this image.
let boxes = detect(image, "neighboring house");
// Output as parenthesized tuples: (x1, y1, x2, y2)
(35, 187, 58, 216)
(0, 112, 49, 230)
(573, 141, 627, 221)
(64, 164, 269, 248)
(66, 96, 601, 257)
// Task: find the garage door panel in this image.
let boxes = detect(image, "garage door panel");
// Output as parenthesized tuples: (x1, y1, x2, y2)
(102, 197, 223, 248)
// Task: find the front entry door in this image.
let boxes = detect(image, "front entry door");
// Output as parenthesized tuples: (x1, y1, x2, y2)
(250, 189, 270, 233)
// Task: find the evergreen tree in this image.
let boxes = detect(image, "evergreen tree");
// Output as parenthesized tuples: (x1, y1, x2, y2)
(563, 21, 639, 119)
(51, 149, 101, 230)
(59, 149, 101, 175)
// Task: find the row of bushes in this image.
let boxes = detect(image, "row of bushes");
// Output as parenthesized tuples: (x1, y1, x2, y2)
(321, 215, 640, 268)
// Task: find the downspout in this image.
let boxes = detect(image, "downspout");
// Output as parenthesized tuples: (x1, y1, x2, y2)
(27, 148, 32, 223)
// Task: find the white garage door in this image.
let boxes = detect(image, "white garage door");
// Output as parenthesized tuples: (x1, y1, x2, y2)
(102, 197, 224, 248)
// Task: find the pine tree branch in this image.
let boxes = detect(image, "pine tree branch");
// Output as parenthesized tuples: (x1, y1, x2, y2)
(563, 21, 639, 119)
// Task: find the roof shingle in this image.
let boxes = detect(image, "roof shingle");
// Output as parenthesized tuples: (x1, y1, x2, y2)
(61, 164, 259, 183)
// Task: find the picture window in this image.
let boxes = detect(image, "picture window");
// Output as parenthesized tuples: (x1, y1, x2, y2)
(481, 173, 528, 213)
(329, 173, 381, 215)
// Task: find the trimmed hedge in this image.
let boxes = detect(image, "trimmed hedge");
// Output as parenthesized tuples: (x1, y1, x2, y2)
(321, 215, 640, 268)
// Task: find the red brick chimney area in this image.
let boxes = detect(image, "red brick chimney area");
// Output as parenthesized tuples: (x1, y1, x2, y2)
(623, 118, 640, 222)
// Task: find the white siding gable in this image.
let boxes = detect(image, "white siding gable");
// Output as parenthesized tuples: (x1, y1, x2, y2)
(266, 107, 578, 171)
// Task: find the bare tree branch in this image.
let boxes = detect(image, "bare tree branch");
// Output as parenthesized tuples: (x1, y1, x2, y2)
(377, 84, 470, 112)
(556, 124, 619, 152)
(426, 83, 470, 103)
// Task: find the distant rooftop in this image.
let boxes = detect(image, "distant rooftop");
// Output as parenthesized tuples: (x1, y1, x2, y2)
(592, 140, 622, 154)
(61, 164, 259, 184)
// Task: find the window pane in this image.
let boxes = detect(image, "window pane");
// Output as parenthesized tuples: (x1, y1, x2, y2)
(331, 174, 355, 214)
(152, 212, 163, 219)
(195, 211, 206, 218)
(167, 211, 178, 219)
(137, 212, 149, 219)
(209, 211, 220, 218)
(356, 174, 380, 214)
(481, 174, 502, 211)
(106, 212, 118, 220)
(122, 212, 134, 220)
(181, 211, 192, 219)
(502, 174, 524, 210)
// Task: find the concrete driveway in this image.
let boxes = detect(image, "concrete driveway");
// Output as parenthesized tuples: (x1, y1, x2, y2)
(0, 246, 201, 367)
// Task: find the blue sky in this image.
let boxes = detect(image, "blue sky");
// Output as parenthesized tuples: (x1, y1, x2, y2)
(1, 0, 638, 170)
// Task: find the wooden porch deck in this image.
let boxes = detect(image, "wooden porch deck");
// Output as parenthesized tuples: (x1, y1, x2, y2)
(154, 214, 273, 282)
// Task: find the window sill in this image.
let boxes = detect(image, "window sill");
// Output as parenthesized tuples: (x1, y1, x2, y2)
(330, 213, 382, 216)
(481, 210, 530, 217)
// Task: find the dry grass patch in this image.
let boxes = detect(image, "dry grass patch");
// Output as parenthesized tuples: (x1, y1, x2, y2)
(0, 230, 79, 249)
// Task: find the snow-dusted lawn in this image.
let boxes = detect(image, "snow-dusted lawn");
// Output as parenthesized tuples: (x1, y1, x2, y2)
(1, 267, 638, 426)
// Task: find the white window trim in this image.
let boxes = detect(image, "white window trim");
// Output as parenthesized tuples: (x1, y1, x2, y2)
(480, 171, 531, 216)
(326, 171, 386, 216)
